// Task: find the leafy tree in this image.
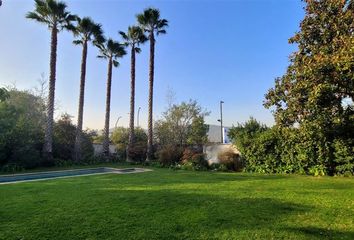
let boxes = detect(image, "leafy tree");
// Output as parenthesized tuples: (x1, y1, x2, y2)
(97, 39, 126, 159)
(136, 8, 168, 161)
(265, 0, 353, 127)
(187, 116, 209, 145)
(26, 0, 76, 162)
(0, 89, 45, 170)
(53, 113, 94, 162)
(72, 17, 105, 162)
(119, 26, 147, 161)
(264, 0, 354, 174)
(154, 100, 209, 147)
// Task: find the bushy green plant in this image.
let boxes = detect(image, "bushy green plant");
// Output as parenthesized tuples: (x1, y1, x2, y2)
(308, 165, 327, 177)
(0, 89, 45, 169)
(53, 114, 94, 162)
(333, 139, 354, 176)
(229, 117, 354, 176)
(1, 163, 24, 173)
(111, 127, 147, 161)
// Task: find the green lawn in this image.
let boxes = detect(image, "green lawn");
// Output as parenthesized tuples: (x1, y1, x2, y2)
(0, 168, 353, 240)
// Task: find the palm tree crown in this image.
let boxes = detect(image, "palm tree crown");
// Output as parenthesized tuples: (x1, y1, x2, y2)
(98, 39, 126, 66)
(136, 8, 168, 36)
(26, 0, 76, 30)
(119, 26, 147, 52)
(72, 17, 105, 46)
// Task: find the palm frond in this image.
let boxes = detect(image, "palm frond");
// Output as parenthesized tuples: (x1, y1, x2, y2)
(112, 60, 119, 67)
(27, 0, 75, 30)
(135, 47, 142, 54)
(157, 29, 166, 35)
(73, 39, 83, 45)
(119, 31, 129, 41)
(136, 7, 168, 36)
(26, 11, 51, 25)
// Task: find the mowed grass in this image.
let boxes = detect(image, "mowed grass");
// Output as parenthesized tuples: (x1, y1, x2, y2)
(0, 168, 353, 240)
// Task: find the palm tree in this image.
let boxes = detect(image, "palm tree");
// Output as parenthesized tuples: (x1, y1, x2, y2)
(119, 26, 147, 162)
(136, 8, 168, 161)
(72, 17, 105, 162)
(98, 39, 126, 159)
(26, 0, 76, 162)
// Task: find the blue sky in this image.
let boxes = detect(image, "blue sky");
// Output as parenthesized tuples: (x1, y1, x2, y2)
(0, 0, 304, 130)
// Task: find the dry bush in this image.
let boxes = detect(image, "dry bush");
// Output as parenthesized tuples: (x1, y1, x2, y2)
(218, 150, 243, 171)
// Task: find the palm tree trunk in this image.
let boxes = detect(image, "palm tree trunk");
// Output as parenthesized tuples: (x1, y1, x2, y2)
(146, 33, 155, 162)
(43, 26, 57, 163)
(74, 40, 88, 162)
(103, 57, 113, 159)
(127, 46, 136, 162)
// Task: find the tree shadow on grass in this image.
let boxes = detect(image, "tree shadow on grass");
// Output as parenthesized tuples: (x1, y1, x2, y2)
(287, 226, 354, 240)
(83, 189, 311, 239)
(3, 183, 349, 240)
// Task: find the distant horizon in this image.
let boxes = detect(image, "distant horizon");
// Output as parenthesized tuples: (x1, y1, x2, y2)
(0, 0, 305, 130)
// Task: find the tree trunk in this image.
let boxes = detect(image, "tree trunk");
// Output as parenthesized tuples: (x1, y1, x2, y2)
(127, 46, 136, 162)
(74, 40, 88, 162)
(43, 26, 58, 163)
(103, 57, 113, 160)
(146, 33, 155, 162)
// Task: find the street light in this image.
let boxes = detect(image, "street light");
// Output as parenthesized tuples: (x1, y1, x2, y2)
(114, 116, 122, 129)
(219, 101, 224, 143)
(137, 107, 141, 127)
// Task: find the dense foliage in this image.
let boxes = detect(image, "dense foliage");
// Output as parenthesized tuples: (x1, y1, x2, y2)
(0, 89, 45, 170)
(229, 0, 354, 176)
(0, 88, 94, 171)
(111, 127, 147, 162)
(53, 114, 94, 163)
(229, 117, 353, 176)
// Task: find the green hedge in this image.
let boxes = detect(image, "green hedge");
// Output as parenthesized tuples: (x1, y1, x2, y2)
(228, 118, 354, 176)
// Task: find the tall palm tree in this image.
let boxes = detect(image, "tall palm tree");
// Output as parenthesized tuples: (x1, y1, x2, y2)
(26, 0, 76, 162)
(119, 26, 147, 162)
(98, 39, 126, 159)
(72, 17, 105, 162)
(136, 8, 168, 161)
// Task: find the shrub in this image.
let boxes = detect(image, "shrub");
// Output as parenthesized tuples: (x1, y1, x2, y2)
(112, 127, 147, 162)
(308, 165, 327, 177)
(333, 139, 354, 176)
(181, 147, 208, 171)
(218, 150, 243, 171)
(229, 117, 354, 176)
(157, 145, 183, 166)
(1, 163, 24, 173)
(53, 114, 94, 162)
(127, 142, 147, 162)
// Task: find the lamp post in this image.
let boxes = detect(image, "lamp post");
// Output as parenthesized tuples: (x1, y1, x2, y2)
(114, 116, 122, 129)
(219, 101, 224, 143)
(137, 107, 141, 127)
